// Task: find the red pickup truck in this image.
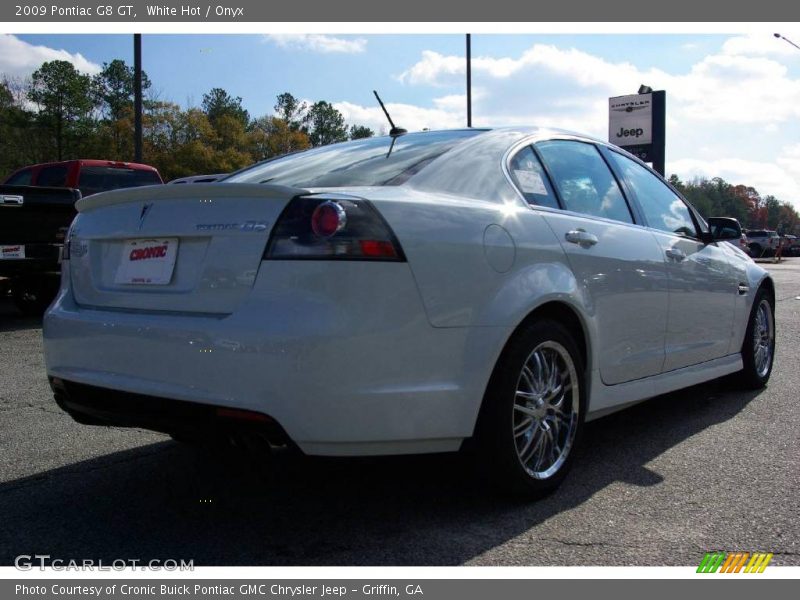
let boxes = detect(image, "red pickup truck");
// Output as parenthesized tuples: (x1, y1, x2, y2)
(4, 159, 163, 195)
(1, 160, 163, 315)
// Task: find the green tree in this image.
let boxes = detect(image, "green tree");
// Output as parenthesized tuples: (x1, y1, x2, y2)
(92, 59, 152, 158)
(349, 124, 374, 140)
(764, 195, 782, 229)
(274, 92, 306, 129)
(304, 101, 348, 147)
(95, 59, 150, 122)
(201, 87, 249, 128)
(27, 60, 97, 160)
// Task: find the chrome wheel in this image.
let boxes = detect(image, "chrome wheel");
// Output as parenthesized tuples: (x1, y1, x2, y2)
(513, 341, 580, 480)
(753, 298, 774, 378)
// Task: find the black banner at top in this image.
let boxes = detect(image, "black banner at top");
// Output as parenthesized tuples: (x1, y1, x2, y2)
(2, 0, 800, 22)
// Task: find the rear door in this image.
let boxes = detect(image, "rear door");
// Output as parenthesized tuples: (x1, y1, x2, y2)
(518, 140, 669, 385)
(605, 149, 737, 371)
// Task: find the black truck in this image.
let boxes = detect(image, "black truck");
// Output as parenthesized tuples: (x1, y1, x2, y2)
(0, 185, 81, 315)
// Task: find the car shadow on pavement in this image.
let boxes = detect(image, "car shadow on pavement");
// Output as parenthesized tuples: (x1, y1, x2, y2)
(0, 378, 762, 566)
(0, 299, 42, 333)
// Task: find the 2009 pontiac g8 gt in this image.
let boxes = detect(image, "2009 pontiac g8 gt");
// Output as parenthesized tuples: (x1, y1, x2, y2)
(44, 128, 775, 495)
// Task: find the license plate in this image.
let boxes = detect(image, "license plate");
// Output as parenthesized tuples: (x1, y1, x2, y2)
(115, 238, 178, 285)
(0, 245, 25, 259)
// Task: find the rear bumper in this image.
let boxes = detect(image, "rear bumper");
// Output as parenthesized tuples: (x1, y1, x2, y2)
(44, 261, 510, 456)
(50, 377, 292, 446)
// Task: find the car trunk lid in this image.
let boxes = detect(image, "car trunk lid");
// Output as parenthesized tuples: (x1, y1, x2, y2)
(69, 183, 304, 314)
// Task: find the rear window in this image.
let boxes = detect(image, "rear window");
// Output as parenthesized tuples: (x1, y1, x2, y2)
(78, 167, 162, 196)
(5, 168, 33, 185)
(37, 165, 69, 187)
(224, 130, 483, 188)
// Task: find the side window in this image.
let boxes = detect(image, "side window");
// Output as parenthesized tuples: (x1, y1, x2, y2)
(608, 151, 697, 238)
(5, 168, 33, 185)
(536, 140, 633, 224)
(37, 165, 69, 187)
(508, 145, 559, 209)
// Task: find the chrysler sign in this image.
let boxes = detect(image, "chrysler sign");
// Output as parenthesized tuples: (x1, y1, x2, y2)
(608, 90, 665, 175)
(609, 93, 652, 145)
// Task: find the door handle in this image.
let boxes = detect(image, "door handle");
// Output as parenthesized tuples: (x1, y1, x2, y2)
(665, 248, 686, 262)
(565, 229, 598, 248)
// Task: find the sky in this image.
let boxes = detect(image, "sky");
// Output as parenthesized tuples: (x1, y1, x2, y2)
(2, 32, 800, 208)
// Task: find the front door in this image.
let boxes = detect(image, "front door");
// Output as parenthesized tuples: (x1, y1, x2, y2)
(530, 140, 670, 385)
(606, 150, 737, 371)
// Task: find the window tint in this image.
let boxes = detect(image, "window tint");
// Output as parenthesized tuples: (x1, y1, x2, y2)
(608, 152, 697, 238)
(225, 130, 482, 188)
(536, 141, 632, 224)
(78, 167, 162, 196)
(508, 145, 559, 209)
(6, 168, 33, 185)
(37, 165, 69, 187)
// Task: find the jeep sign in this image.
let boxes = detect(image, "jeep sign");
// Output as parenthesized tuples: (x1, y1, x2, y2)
(609, 93, 652, 145)
(608, 90, 666, 175)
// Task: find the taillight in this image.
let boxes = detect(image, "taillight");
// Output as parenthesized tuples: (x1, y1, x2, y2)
(264, 194, 405, 261)
(311, 201, 347, 237)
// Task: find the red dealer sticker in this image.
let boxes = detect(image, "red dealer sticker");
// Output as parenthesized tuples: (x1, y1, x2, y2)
(114, 238, 179, 285)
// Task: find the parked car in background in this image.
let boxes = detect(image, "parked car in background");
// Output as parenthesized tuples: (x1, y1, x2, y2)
(0, 185, 81, 314)
(168, 174, 227, 184)
(43, 128, 775, 496)
(745, 229, 780, 258)
(781, 234, 799, 257)
(1, 160, 163, 315)
(4, 159, 163, 197)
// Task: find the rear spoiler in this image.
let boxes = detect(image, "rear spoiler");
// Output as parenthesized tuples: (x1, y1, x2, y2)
(76, 183, 307, 213)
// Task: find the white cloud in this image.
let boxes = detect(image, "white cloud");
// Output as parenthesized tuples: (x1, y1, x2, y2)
(397, 42, 800, 125)
(776, 143, 800, 192)
(334, 100, 464, 134)
(0, 34, 100, 78)
(264, 34, 366, 54)
(722, 33, 800, 57)
(390, 37, 800, 202)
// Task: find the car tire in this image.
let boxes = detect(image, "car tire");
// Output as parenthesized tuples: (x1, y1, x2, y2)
(476, 318, 586, 497)
(748, 243, 763, 258)
(736, 288, 776, 390)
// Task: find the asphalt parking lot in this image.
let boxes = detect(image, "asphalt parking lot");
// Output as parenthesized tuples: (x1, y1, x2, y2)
(1, 261, 798, 567)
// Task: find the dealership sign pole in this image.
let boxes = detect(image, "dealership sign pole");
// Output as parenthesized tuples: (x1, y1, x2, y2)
(608, 90, 666, 175)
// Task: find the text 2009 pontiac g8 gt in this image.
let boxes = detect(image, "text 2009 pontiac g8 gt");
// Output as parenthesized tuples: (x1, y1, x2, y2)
(43, 128, 775, 495)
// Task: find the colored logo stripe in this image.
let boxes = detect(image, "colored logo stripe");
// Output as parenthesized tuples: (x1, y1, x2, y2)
(697, 552, 773, 573)
(697, 552, 726, 573)
(744, 553, 773, 573)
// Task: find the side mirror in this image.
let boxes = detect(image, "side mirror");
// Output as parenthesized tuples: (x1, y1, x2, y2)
(706, 217, 742, 242)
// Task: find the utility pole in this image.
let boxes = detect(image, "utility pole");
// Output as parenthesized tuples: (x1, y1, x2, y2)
(134, 33, 143, 162)
(466, 34, 472, 128)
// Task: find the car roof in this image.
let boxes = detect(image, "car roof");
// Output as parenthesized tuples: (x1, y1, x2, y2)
(19, 159, 159, 172)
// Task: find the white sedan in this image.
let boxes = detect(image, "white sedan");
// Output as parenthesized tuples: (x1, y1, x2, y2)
(43, 128, 775, 496)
